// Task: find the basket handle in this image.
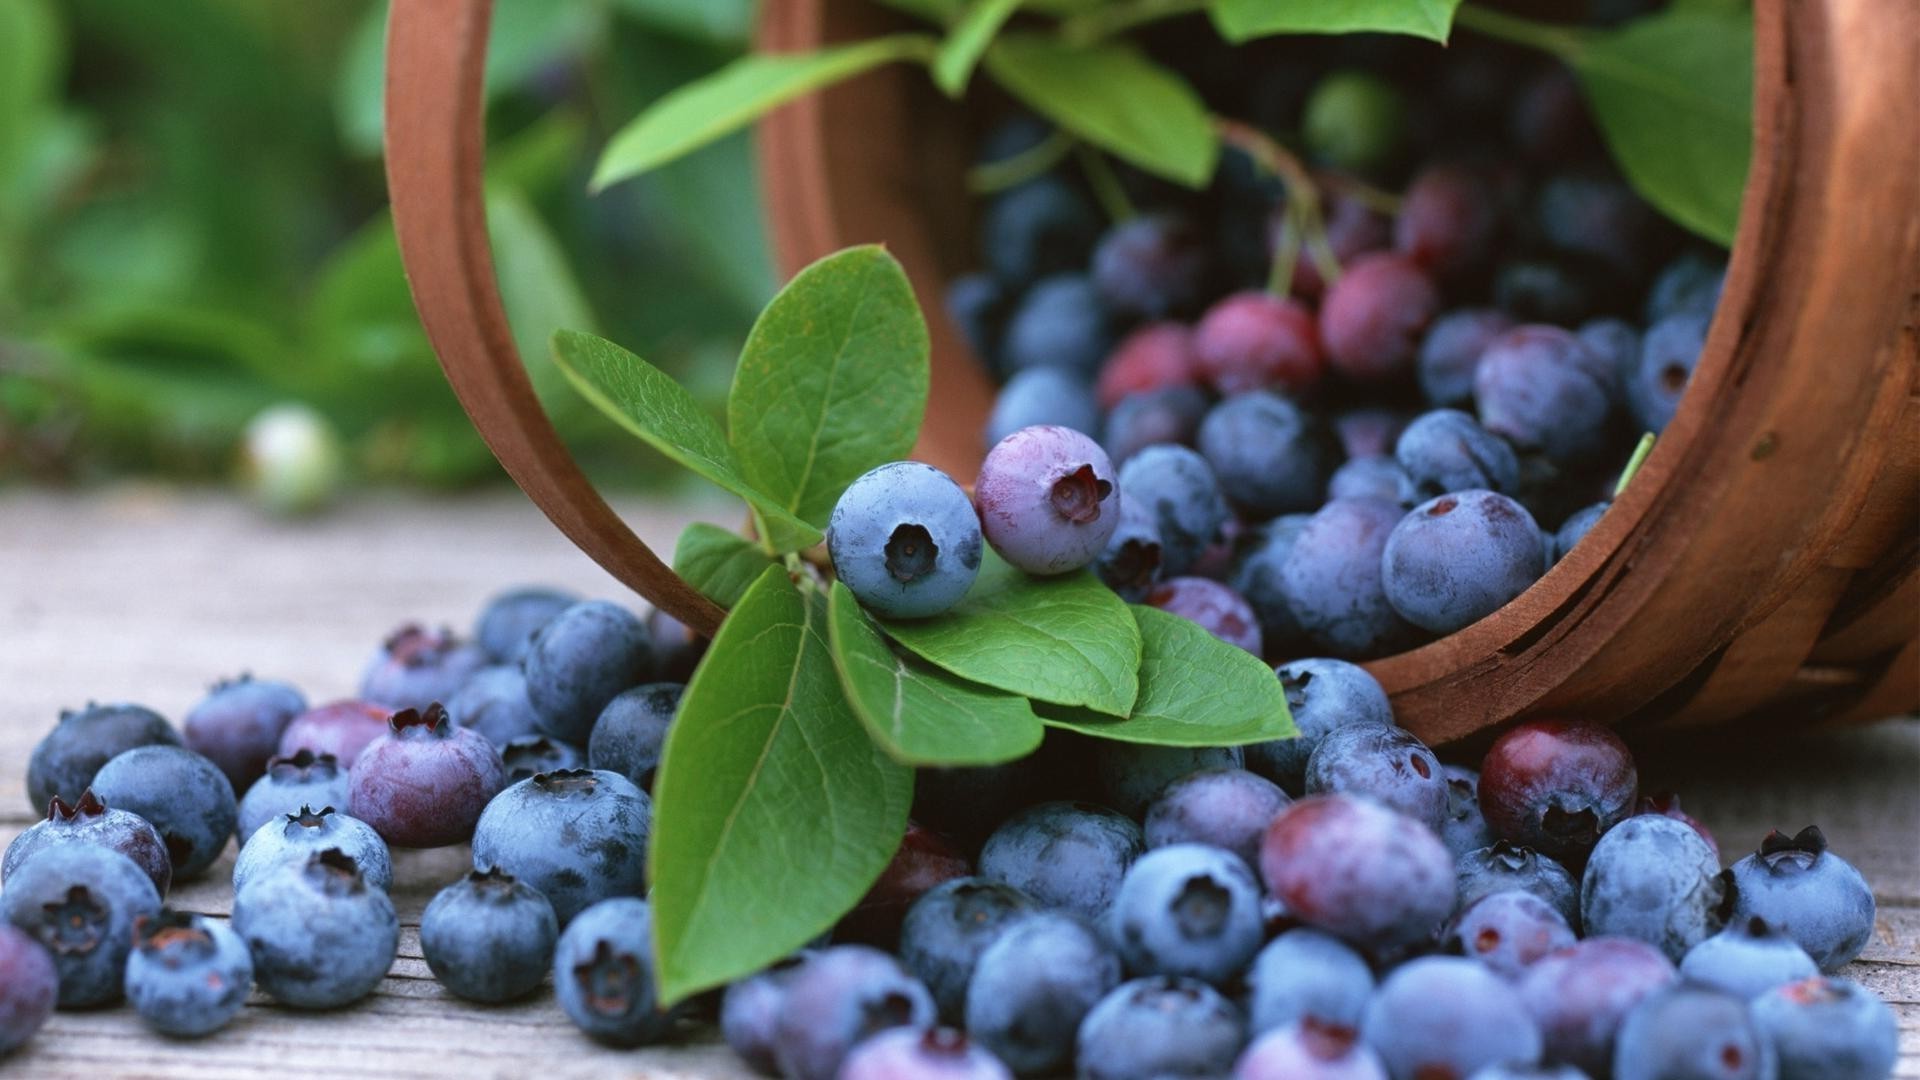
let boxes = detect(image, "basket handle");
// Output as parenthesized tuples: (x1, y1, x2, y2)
(382, 0, 726, 638)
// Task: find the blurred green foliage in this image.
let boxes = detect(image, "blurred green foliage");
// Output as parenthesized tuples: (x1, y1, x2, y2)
(0, 0, 771, 490)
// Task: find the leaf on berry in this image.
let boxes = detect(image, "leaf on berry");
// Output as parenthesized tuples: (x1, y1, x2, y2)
(881, 548, 1142, 717)
(727, 247, 930, 530)
(650, 566, 912, 1004)
(1209, 0, 1462, 43)
(551, 329, 822, 552)
(827, 581, 1046, 766)
(673, 524, 777, 608)
(1039, 605, 1294, 746)
(591, 35, 938, 189)
(982, 33, 1218, 188)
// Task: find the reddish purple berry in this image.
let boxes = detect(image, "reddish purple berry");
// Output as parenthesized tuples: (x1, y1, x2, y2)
(183, 674, 307, 791)
(1320, 253, 1440, 382)
(1395, 162, 1503, 282)
(1193, 291, 1324, 396)
(3, 789, 172, 897)
(841, 824, 971, 948)
(976, 425, 1120, 575)
(347, 704, 506, 848)
(1447, 889, 1575, 981)
(1259, 793, 1454, 954)
(1479, 718, 1638, 863)
(1235, 1018, 1387, 1080)
(0, 923, 57, 1053)
(1098, 322, 1199, 409)
(1147, 577, 1263, 654)
(359, 624, 486, 713)
(276, 699, 391, 767)
(1144, 767, 1290, 869)
(1519, 936, 1677, 1073)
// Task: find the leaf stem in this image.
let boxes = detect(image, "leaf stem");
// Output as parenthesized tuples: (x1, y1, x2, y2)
(1075, 145, 1137, 222)
(1058, 0, 1211, 45)
(967, 129, 1075, 193)
(1453, 4, 1584, 58)
(1214, 117, 1343, 294)
(1613, 431, 1656, 497)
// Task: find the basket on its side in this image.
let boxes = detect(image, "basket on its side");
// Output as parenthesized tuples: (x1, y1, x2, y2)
(384, 0, 1919, 748)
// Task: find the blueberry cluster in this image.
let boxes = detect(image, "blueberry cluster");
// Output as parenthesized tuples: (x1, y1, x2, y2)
(947, 42, 1729, 661)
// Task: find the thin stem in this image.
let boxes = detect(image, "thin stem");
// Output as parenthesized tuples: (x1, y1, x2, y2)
(1059, 0, 1210, 45)
(967, 129, 1075, 194)
(1215, 117, 1343, 295)
(1613, 432, 1657, 497)
(1453, 4, 1584, 58)
(1267, 206, 1300, 298)
(1075, 145, 1137, 222)
(1321, 172, 1403, 216)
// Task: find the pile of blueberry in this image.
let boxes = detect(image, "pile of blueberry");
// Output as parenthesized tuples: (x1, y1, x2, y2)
(945, 35, 1728, 659)
(0, 581, 1900, 1077)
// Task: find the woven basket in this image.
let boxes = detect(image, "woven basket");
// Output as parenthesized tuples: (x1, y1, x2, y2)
(384, 0, 1918, 747)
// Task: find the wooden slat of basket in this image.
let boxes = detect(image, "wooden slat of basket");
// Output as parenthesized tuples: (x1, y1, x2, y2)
(1659, 565, 1858, 728)
(1824, 640, 1920, 729)
(1813, 552, 1920, 664)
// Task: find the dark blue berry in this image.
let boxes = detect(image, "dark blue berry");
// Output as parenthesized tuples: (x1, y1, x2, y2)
(4, 789, 171, 897)
(964, 912, 1120, 1075)
(899, 878, 1039, 1022)
(1110, 843, 1264, 985)
(771, 945, 936, 1080)
(523, 601, 653, 743)
(233, 849, 396, 1009)
(1327, 456, 1417, 506)
(1001, 274, 1113, 378)
(1645, 252, 1725, 323)
(445, 665, 544, 748)
(1075, 976, 1248, 1080)
(645, 608, 707, 683)
(552, 897, 677, 1046)
(1441, 765, 1494, 861)
(1493, 254, 1612, 326)
(1245, 657, 1394, 796)
(1553, 501, 1609, 563)
(233, 805, 391, 895)
(1612, 984, 1773, 1080)
(0, 844, 161, 1007)
(830, 461, 983, 620)
(1628, 312, 1708, 434)
(183, 674, 307, 791)
(421, 867, 558, 1003)
(471, 768, 650, 925)
(721, 953, 811, 1074)
(1518, 936, 1676, 1075)
(1474, 325, 1618, 464)
(1279, 497, 1418, 657)
(1230, 515, 1311, 650)
(236, 749, 349, 844)
(1362, 956, 1544, 1079)
(1395, 409, 1520, 499)
(1457, 841, 1581, 930)
(1091, 213, 1212, 320)
(981, 177, 1099, 289)
(1578, 317, 1641, 393)
(0, 924, 56, 1054)
(359, 624, 486, 714)
(976, 426, 1120, 575)
(1535, 173, 1658, 277)
(947, 272, 1011, 371)
(26, 702, 180, 811)
(1304, 722, 1448, 830)
(1246, 928, 1375, 1035)
(1091, 744, 1244, 820)
(587, 682, 681, 790)
(1751, 976, 1898, 1080)
(1103, 385, 1208, 467)
(1096, 496, 1167, 602)
(1418, 308, 1513, 407)
(1116, 444, 1229, 578)
(91, 745, 236, 881)
(1728, 826, 1875, 972)
(500, 734, 584, 782)
(1197, 391, 1337, 518)
(1144, 767, 1289, 869)
(1580, 815, 1727, 962)
(980, 802, 1144, 920)
(1680, 916, 1819, 1000)
(474, 585, 578, 664)
(124, 910, 253, 1036)
(985, 367, 1101, 447)
(1446, 889, 1575, 981)
(1260, 794, 1455, 954)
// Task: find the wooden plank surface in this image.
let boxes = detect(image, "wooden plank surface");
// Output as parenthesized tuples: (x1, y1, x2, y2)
(1, 488, 1915, 1078)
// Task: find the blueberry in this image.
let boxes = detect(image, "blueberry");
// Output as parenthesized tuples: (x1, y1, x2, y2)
(1728, 826, 1875, 971)
(842, 1027, 1013, 1080)
(1446, 889, 1575, 981)
(646, 607, 708, 683)
(965, 912, 1120, 1075)
(1441, 765, 1495, 861)
(772, 945, 937, 1080)
(1751, 976, 1898, 1080)
(1230, 515, 1311, 649)
(1192, 292, 1325, 396)
(1535, 173, 1658, 278)
(183, 674, 307, 791)
(1302, 70, 1406, 173)
(3, 789, 171, 897)
(1510, 67, 1599, 163)
(1245, 657, 1394, 795)
(1091, 213, 1213, 320)
(552, 897, 677, 1046)
(1473, 326, 1617, 464)
(0, 844, 160, 1007)
(1001, 274, 1114, 378)
(1246, 928, 1376, 1035)
(0, 924, 56, 1054)
(721, 953, 811, 1074)
(473, 585, 578, 664)
(1518, 937, 1676, 1075)
(1144, 768, 1289, 869)
(1103, 385, 1209, 467)
(276, 699, 391, 766)
(1680, 917, 1819, 1000)
(979, 802, 1145, 919)
(420, 867, 558, 1003)
(1260, 794, 1455, 954)
(500, 734, 584, 781)
(1110, 844, 1264, 985)
(236, 749, 350, 844)
(1327, 456, 1417, 506)
(1493, 254, 1613, 326)
(1147, 577, 1264, 654)
(359, 624, 487, 713)
(1580, 815, 1727, 962)
(91, 745, 236, 881)
(1197, 391, 1338, 518)
(1628, 312, 1709, 434)
(1075, 976, 1248, 1080)
(912, 759, 1041, 852)
(981, 176, 1100, 289)
(843, 823, 972, 947)
(233, 805, 391, 895)
(586, 682, 680, 790)
(830, 461, 984, 619)
(1612, 984, 1773, 1080)
(1236, 1018, 1388, 1080)
(1553, 501, 1609, 563)
(1117, 445, 1230, 578)
(523, 600, 653, 742)
(1091, 744, 1245, 820)
(471, 768, 650, 925)
(1303, 722, 1448, 830)
(444, 665, 544, 748)
(1395, 409, 1520, 498)
(1635, 792, 1720, 860)
(948, 272, 1011, 370)
(1362, 956, 1544, 1079)
(26, 701, 180, 811)
(1395, 164, 1504, 284)
(1334, 408, 1410, 460)
(1479, 718, 1638, 863)
(1096, 496, 1167, 602)
(233, 849, 396, 1009)
(1456, 842, 1581, 930)
(1320, 253, 1440, 383)
(347, 704, 506, 849)
(1465, 1067, 1591, 1080)
(1578, 317, 1641, 393)
(986, 367, 1101, 448)
(977, 426, 1121, 575)
(1645, 252, 1725, 323)
(898, 878, 1038, 1022)
(1279, 497, 1418, 657)
(124, 910, 253, 1037)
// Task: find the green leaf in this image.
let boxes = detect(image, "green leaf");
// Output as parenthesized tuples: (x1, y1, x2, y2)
(827, 581, 1046, 766)
(551, 329, 823, 550)
(1568, 9, 1752, 246)
(882, 548, 1141, 716)
(871, 0, 966, 24)
(1210, 0, 1462, 43)
(487, 189, 597, 398)
(0, 0, 61, 179)
(673, 523, 776, 608)
(592, 34, 937, 189)
(1041, 605, 1295, 746)
(727, 246, 930, 529)
(933, 0, 1024, 96)
(651, 567, 913, 1003)
(982, 34, 1217, 187)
